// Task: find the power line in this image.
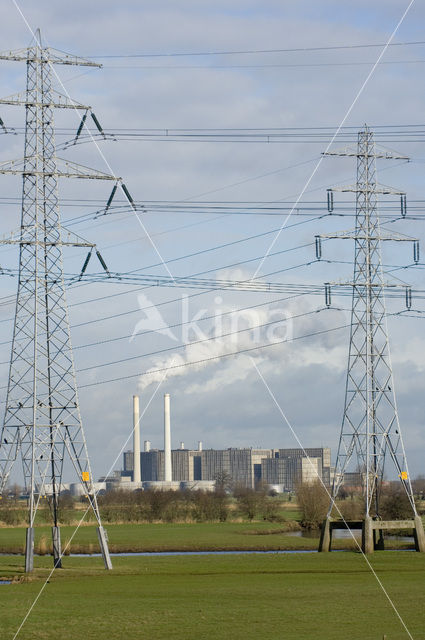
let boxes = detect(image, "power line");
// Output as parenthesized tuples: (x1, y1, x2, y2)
(0, 245, 417, 353)
(66, 308, 323, 375)
(77, 321, 350, 390)
(0, 239, 420, 333)
(6, 125, 425, 145)
(57, 131, 425, 145)
(5, 123, 425, 133)
(89, 40, 425, 58)
(0, 291, 308, 353)
(72, 292, 308, 351)
(0, 213, 326, 324)
(101, 59, 425, 71)
(2, 304, 422, 395)
(0, 190, 421, 334)
(0, 301, 421, 403)
(79, 298, 415, 381)
(0, 315, 349, 399)
(0, 304, 318, 368)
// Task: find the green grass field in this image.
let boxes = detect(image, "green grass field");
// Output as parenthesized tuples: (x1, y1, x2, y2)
(0, 552, 424, 639)
(0, 521, 414, 555)
(0, 521, 315, 554)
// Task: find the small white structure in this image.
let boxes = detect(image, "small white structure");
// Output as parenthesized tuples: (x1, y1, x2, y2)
(143, 480, 181, 491)
(265, 484, 285, 495)
(70, 481, 107, 497)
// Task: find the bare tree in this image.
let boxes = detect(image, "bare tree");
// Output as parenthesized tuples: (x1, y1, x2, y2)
(214, 471, 233, 495)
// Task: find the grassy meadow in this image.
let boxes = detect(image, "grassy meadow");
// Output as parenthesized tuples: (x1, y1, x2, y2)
(0, 493, 422, 639)
(0, 552, 424, 639)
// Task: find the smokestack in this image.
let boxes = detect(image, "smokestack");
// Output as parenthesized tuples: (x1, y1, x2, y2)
(144, 440, 151, 452)
(133, 395, 141, 483)
(164, 393, 172, 482)
(198, 441, 203, 452)
(180, 442, 185, 450)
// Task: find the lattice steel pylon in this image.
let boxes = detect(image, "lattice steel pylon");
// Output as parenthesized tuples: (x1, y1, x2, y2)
(0, 31, 118, 571)
(317, 126, 425, 553)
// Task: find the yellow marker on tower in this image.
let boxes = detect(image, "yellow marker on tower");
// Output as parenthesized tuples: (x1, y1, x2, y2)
(82, 471, 90, 482)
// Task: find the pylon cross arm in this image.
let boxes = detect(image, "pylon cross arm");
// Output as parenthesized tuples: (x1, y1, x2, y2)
(0, 47, 101, 68)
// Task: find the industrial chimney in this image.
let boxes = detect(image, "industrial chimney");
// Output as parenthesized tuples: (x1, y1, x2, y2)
(133, 395, 141, 483)
(198, 441, 203, 452)
(164, 393, 172, 482)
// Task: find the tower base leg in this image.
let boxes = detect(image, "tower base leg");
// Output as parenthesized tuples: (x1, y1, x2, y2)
(52, 526, 62, 568)
(362, 516, 374, 554)
(318, 518, 331, 552)
(25, 527, 34, 573)
(97, 526, 113, 570)
(414, 515, 425, 552)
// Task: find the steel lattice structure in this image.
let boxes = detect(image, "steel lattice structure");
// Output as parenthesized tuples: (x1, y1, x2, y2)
(317, 127, 425, 552)
(0, 32, 115, 571)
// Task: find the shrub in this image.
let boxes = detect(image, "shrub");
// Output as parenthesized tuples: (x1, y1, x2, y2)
(37, 535, 49, 555)
(337, 496, 364, 521)
(296, 480, 329, 529)
(0, 507, 26, 526)
(192, 491, 228, 522)
(380, 485, 413, 520)
(146, 490, 175, 521)
(234, 488, 264, 522)
(262, 498, 284, 523)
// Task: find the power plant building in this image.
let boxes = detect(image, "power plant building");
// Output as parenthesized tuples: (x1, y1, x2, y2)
(261, 458, 287, 486)
(141, 450, 164, 482)
(200, 448, 274, 488)
(121, 394, 331, 491)
(130, 449, 202, 482)
(261, 456, 322, 490)
(278, 447, 331, 486)
(123, 445, 331, 491)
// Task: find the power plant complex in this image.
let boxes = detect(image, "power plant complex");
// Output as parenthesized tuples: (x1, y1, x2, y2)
(118, 394, 331, 492)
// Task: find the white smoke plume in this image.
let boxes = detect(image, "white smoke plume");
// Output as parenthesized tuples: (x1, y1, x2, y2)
(137, 281, 347, 393)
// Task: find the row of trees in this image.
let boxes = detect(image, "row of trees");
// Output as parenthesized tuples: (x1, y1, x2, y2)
(0, 487, 291, 526)
(296, 480, 419, 529)
(97, 487, 288, 524)
(1, 478, 423, 527)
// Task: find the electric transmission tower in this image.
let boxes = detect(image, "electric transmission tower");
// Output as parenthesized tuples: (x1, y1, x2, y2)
(316, 126, 425, 553)
(0, 31, 120, 571)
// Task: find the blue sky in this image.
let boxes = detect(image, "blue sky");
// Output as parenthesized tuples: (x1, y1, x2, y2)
(1, 0, 425, 482)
